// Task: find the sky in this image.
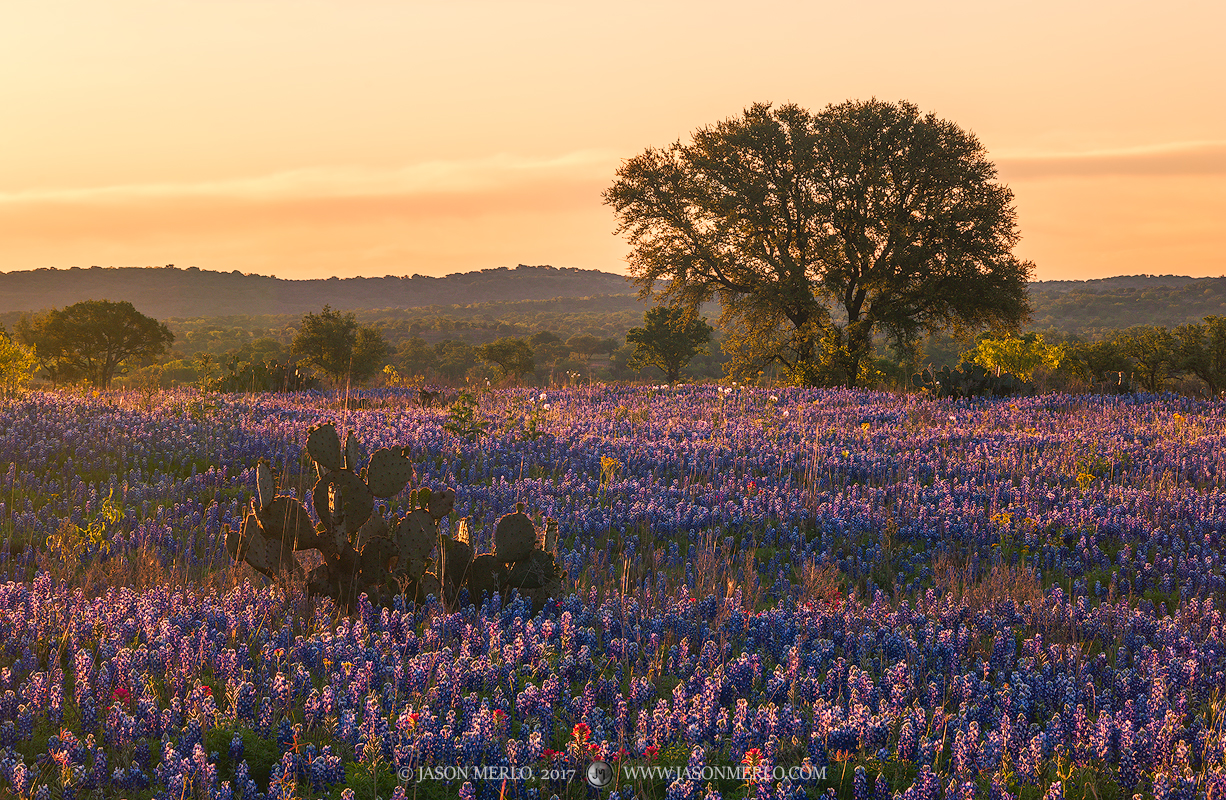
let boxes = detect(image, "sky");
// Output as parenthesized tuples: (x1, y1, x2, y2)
(1, 0, 1223, 282)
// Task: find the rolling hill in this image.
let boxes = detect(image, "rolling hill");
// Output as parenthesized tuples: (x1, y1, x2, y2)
(0, 264, 635, 318)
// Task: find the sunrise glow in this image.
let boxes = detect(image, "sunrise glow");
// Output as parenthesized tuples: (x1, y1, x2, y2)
(1, 0, 1222, 280)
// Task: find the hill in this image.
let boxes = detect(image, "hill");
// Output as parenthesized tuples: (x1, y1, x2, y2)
(1027, 275, 1226, 338)
(0, 264, 635, 318)
(4, 267, 1225, 351)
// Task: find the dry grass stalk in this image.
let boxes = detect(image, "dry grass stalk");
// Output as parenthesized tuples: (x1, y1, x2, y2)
(932, 552, 1045, 612)
(690, 530, 726, 602)
(798, 561, 843, 608)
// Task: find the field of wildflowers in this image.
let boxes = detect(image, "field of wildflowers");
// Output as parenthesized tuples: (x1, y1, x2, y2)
(0, 385, 1224, 800)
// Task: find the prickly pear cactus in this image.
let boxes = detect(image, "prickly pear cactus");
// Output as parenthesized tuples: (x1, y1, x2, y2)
(306, 422, 343, 472)
(495, 503, 536, 562)
(366, 448, 415, 498)
(393, 509, 435, 580)
(230, 420, 568, 614)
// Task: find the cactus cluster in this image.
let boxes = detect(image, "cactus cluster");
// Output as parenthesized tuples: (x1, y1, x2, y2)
(913, 364, 1031, 399)
(225, 421, 565, 613)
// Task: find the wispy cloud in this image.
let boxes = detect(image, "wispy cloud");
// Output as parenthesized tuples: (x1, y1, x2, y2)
(996, 141, 1226, 178)
(0, 150, 620, 205)
(0, 151, 627, 277)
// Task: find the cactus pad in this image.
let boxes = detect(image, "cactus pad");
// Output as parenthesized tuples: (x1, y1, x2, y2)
(465, 554, 506, 605)
(439, 533, 474, 593)
(305, 563, 331, 596)
(344, 430, 368, 473)
(312, 470, 374, 535)
(417, 572, 441, 601)
(359, 536, 398, 580)
(505, 549, 558, 590)
(256, 496, 320, 551)
(428, 487, 456, 520)
(366, 448, 416, 498)
(355, 512, 389, 551)
(393, 509, 436, 579)
(495, 505, 536, 563)
(255, 460, 276, 510)
(236, 422, 565, 614)
(233, 510, 298, 578)
(306, 422, 343, 472)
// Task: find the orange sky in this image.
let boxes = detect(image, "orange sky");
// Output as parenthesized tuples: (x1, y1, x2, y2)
(1, 0, 1223, 282)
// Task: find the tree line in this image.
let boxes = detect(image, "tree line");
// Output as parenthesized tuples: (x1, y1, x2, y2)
(5, 297, 1226, 398)
(0, 299, 721, 391)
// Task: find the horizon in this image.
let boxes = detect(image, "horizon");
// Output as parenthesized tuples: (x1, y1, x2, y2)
(4, 262, 1223, 287)
(2, 1, 1223, 282)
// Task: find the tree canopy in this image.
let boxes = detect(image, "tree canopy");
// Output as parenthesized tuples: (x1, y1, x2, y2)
(478, 337, 535, 381)
(963, 333, 1063, 382)
(604, 99, 1033, 386)
(291, 305, 389, 386)
(16, 300, 173, 388)
(1117, 325, 1178, 393)
(1174, 316, 1226, 396)
(0, 324, 36, 397)
(626, 306, 713, 382)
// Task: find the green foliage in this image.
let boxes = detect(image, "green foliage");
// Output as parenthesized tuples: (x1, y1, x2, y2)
(502, 393, 549, 441)
(16, 299, 174, 388)
(477, 336, 536, 380)
(43, 488, 124, 576)
(1173, 315, 1226, 395)
(213, 356, 319, 392)
(0, 327, 37, 397)
(564, 333, 611, 361)
(432, 339, 477, 382)
(963, 332, 1063, 381)
(443, 390, 489, 439)
(1056, 339, 1134, 391)
(291, 305, 389, 386)
(1116, 325, 1177, 393)
(626, 306, 713, 382)
(605, 99, 1032, 388)
(394, 335, 438, 378)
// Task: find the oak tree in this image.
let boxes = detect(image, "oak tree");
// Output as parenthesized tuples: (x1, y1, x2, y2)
(1174, 316, 1226, 396)
(291, 306, 389, 386)
(604, 100, 1032, 386)
(16, 300, 173, 389)
(478, 337, 535, 381)
(626, 306, 713, 383)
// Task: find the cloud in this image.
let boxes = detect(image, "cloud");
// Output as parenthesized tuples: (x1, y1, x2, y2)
(0, 150, 621, 205)
(996, 141, 1226, 179)
(0, 153, 629, 278)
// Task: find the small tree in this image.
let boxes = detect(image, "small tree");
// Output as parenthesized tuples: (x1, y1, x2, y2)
(564, 334, 603, 364)
(352, 327, 390, 384)
(963, 332, 1063, 381)
(433, 339, 477, 383)
(15, 300, 173, 389)
(394, 335, 438, 378)
(1059, 339, 1132, 388)
(291, 306, 388, 386)
(1175, 316, 1226, 396)
(478, 337, 535, 381)
(626, 306, 713, 383)
(1117, 325, 1178, 393)
(0, 326, 37, 397)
